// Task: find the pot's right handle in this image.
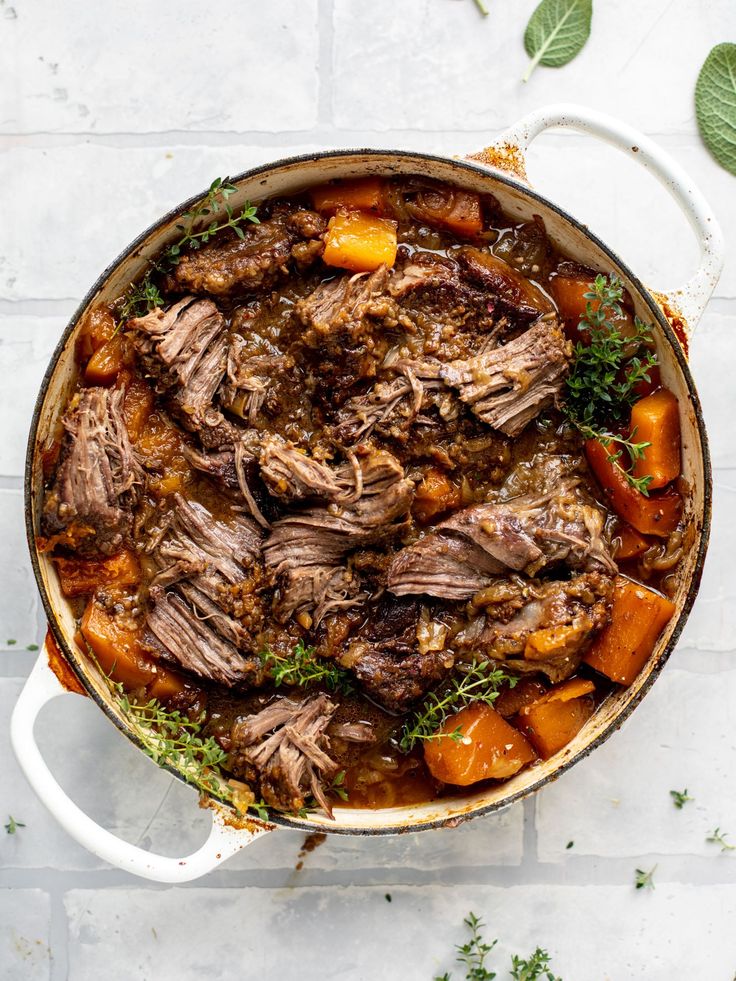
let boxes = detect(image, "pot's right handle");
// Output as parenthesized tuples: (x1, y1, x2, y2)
(469, 103, 725, 337)
(11, 651, 274, 882)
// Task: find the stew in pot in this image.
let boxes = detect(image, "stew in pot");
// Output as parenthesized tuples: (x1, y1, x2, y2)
(37, 175, 686, 818)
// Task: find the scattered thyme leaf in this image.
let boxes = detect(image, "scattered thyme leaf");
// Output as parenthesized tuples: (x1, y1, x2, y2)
(670, 789, 693, 810)
(26, 644, 39, 652)
(385, 893, 392, 902)
(634, 865, 657, 890)
(436, 913, 563, 981)
(472, 0, 489, 16)
(566, 840, 574, 850)
(259, 640, 354, 694)
(400, 664, 516, 753)
(6, 639, 16, 646)
(706, 827, 736, 852)
(4, 816, 25, 835)
(331, 770, 349, 803)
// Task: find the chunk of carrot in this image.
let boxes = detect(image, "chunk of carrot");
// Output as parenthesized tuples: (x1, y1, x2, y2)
(80, 600, 186, 697)
(54, 549, 140, 598)
(122, 376, 155, 442)
(516, 678, 596, 759)
(310, 177, 388, 216)
(613, 522, 650, 560)
(76, 306, 117, 361)
(629, 389, 681, 490)
(585, 438, 682, 537)
(413, 468, 462, 523)
(408, 187, 483, 238)
(85, 334, 132, 386)
(549, 271, 635, 344)
(423, 702, 536, 785)
(583, 576, 676, 686)
(494, 677, 547, 718)
(322, 209, 398, 272)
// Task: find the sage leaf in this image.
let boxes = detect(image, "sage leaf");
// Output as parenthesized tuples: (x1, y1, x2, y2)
(522, 0, 593, 83)
(695, 43, 736, 176)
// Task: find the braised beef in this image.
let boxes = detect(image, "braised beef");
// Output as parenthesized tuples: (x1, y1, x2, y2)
(42, 388, 144, 555)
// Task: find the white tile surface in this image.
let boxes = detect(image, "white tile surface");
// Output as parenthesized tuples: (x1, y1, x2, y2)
(2, 0, 736, 977)
(64, 883, 736, 980)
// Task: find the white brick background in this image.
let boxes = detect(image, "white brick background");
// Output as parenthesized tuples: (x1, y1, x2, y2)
(2, 1, 736, 978)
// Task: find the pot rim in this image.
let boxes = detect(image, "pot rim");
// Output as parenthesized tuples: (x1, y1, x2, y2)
(24, 146, 712, 835)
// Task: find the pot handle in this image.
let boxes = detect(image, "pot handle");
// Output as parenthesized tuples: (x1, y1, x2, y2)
(469, 103, 724, 336)
(11, 650, 273, 882)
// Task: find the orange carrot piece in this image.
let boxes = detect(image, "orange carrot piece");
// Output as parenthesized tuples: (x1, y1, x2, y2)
(613, 523, 650, 560)
(516, 678, 596, 759)
(583, 576, 676, 686)
(494, 677, 547, 718)
(423, 702, 536, 785)
(80, 601, 186, 697)
(630, 389, 681, 490)
(413, 468, 462, 523)
(122, 377, 155, 442)
(585, 438, 682, 537)
(54, 549, 140, 598)
(549, 272, 635, 343)
(408, 188, 484, 238)
(310, 177, 388, 216)
(322, 209, 398, 272)
(76, 306, 117, 361)
(85, 334, 131, 385)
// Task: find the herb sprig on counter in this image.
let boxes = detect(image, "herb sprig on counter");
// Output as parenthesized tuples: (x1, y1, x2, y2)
(706, 827, 736, 853)
(117, 176, 259, 320)
(562, 273, 658, 494)
(259, 639, 355, 695)
(634, 865, 657, 890)
(399, 663, 515, 753)
(4, 815, 25, 835)
(670, 788, 693, 810)
(436, 912, 562, 981)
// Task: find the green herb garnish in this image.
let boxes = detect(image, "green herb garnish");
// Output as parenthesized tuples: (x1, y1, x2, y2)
(399, 663, 515, 753)
(510, 948, 562, 981)
(706, 827, 736, 852)
(472, 0, 489, 16)
(436, 912, 562, 981)
(522, 0, 592, 83)
(695, 44, 736, 177)
(4, 816, 25, 835)
(670, 788, 693, 810)
(634, 865, 657, 890)
(259, 639, 354, 694)
(117, 176, 259, 322)
(563, 273, 658, 494)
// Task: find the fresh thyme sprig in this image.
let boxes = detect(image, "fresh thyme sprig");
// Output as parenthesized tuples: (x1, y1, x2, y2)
(670, 788, 693, 809)
(115, 687, 228, 794)
(436, 913, 562, 981)
(706, 827, 736, 852)
(634, 865, 657, 890)
(399, 662, 516, 753)
(259, 639, 355, 694)
(563, 274, 658, 494)
(116, 176, 259, 321)
(510, 948, 561, 981)
(4, 815, 25, 835)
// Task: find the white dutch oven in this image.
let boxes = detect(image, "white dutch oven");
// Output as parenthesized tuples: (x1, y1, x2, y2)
(12, 104, 724, 882)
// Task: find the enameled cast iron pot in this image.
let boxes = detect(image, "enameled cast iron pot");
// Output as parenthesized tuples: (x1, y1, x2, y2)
(12, 104, 724, 882)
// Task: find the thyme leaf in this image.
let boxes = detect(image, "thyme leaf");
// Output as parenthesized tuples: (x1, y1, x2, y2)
(669, 788, 693, 809)
(4, 815, 25, 835)
(259, 640, 355, 694)
(634, 865, 657, 890)
(399, 663, 516, 753)
(706, 827, 736, 852)
(436, 913, 563, 980)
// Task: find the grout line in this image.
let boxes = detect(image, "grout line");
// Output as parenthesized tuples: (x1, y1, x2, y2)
(48, 888, 69, 981)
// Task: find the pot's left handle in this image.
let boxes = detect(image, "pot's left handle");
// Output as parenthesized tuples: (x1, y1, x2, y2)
(11, 651, 274, 882)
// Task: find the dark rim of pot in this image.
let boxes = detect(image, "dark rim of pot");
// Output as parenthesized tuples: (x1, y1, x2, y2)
(23, 148, 712, 836)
